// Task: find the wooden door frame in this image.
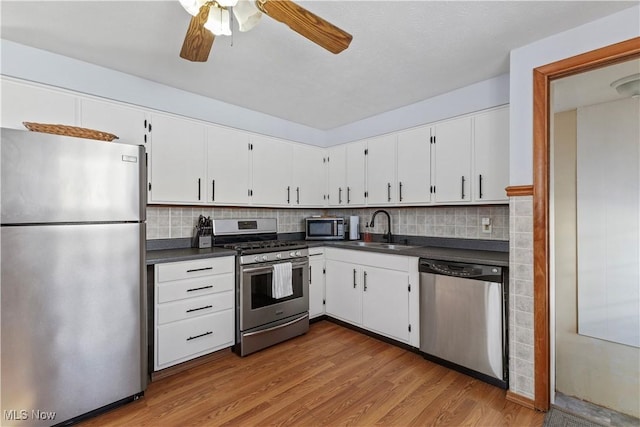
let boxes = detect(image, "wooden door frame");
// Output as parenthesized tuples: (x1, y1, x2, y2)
(532, 37, 640, 411)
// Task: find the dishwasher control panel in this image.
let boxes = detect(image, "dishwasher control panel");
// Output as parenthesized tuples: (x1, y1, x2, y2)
(419, 259, 502, 282)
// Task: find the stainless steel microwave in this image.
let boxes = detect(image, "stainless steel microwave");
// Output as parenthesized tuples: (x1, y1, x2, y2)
(305, 217, 344, 240)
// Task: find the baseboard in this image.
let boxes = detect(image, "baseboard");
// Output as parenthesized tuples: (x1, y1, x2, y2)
(151, 348, 231, 381)
(506, 390, 537, 410)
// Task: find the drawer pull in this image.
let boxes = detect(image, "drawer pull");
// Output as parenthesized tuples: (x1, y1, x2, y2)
(186, 305, 213, 313)
(186, 267, 213, 273)
(186, 285, 213, 292)
(186, 331, 213, 341)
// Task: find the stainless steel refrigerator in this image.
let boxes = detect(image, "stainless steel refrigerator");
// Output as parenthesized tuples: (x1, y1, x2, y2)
(1, 128, 147, 426)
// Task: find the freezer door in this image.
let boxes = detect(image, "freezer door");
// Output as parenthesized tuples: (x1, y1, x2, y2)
(1, 223, 146, 426)
(1, 128, 145, 224)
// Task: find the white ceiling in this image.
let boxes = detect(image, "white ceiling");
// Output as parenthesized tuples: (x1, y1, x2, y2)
(1, 1, 637, 130)
(553, 58, 640, 112)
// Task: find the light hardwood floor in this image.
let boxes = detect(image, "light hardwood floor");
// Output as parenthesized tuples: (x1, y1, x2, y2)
(82, 321, 544, 426)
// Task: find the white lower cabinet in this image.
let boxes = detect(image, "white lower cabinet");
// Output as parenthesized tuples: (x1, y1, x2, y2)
(309, 248, 326, 319)
(154, 256, 235, 371)
(324, 248, 419, 346)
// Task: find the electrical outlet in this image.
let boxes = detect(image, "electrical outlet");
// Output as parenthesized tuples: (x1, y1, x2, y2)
(482, 217, 492, 234)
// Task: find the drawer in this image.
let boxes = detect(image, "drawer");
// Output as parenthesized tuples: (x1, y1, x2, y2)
(156, 309, 234, 368)
(156, 273, 234, 303)
(157, 291, 234, 325)
(156, 257, 234, 283)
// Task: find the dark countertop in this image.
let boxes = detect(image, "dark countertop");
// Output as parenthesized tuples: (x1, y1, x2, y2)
(146, 247, 237, 265)
(146, 237, 509, 267)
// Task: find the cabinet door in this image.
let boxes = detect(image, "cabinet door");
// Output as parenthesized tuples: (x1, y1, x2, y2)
(309, 256, 325, 319)
(362, 266, 410, 343)
(346, 140, 367, 206)
(366, 135, 397, 205)
(207, 125, 250, 205)
(149, 113, 206, 204)
(433, 116, 472, 203)
(473, 107, 509, 202)
(80, 99, 147, 146)
(325, 260, 362, 325)
(397, 126, 431, 204)
(251, 136, 292, 206)
(327, 145, 346, 206)
(1, 79, 76, 129)
(292, 145, 326, 207)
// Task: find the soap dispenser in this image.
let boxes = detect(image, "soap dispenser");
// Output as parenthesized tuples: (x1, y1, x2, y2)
(364, 222, 372, 242)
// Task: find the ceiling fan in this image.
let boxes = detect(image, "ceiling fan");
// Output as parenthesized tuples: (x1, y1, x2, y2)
(178, 0, 353, 62)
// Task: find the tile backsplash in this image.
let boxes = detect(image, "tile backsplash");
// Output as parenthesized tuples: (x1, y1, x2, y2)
(147, 205, 508, 241)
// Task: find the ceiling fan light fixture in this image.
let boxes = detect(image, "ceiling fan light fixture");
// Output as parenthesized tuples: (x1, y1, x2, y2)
(204, 5, 232, 36)
(611, 73, 640, 98)
(217, 0, 239, 7)
(233, 0, 262, 32)
(179, 0, 207, 16)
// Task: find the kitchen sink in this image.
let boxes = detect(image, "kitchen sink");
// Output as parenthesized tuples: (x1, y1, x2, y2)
(340, 241, 418, 250)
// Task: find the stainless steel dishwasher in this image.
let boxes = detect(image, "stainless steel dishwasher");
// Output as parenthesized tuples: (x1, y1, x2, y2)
(419, 258, 508, 389)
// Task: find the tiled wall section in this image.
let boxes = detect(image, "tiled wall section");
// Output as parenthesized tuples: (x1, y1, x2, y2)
(508, 196, 535, 398)
(146, 205, 509, 241)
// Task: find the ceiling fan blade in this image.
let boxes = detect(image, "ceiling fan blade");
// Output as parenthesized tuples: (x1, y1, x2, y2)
(180, 3, 215, 62)
(256, 0, 352, 54)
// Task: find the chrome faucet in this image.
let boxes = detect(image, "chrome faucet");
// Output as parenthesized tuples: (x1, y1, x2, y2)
(370, 210, 392, 243)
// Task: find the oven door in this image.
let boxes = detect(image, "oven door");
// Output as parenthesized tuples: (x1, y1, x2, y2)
(240, 258, 309, 331)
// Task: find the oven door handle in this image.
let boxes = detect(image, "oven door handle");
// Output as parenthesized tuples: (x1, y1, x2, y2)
(242, 259, 309, 274)
(243, 313, 309, 338)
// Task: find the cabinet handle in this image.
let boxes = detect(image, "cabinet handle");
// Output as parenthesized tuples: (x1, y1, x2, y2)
(399, 182, 403, 202)
(339, 187, 343, 204)
(186, 285, 214, 292)
(186, 305, 213, 313)
(387, 183, 391, 202)
(461, 176, 466, 200)
(212, 180, 215, 201)
(479, 174, 483, 199)
(186, 267, 213, 273)
(287, 186, 290, 204)
(186, 331, 213, 341)
(297, 187, 300, 204)
(347, 187, 351, 204)
(353, 268, 357, 288)
(198, 178, 201, 201)
(364, 271, 368, 291)
(309, 265, 312, 284)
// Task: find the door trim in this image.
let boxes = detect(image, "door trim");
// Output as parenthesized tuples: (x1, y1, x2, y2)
(532, 36, 640, 411)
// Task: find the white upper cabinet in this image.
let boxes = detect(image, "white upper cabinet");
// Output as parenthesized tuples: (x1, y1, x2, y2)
(366, 134, 397, 205)
(473, 107, 509, 202)
(1, 79, 76, 130)
(292, 144, 326, 207)
(345, 140, 367, 206)
(250, 136, 292, 206)
(397, 126, 431, 204)
(432, 116, 472, 203)
(206, 125, 250, 205)
(80, 98, 148, 146)
(327, 145, 347, 206)
(149, 113, 206, 204)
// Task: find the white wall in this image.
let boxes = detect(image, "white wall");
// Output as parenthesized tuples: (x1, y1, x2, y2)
(0, 39, 508, 147)
(509, 5, 640, 186)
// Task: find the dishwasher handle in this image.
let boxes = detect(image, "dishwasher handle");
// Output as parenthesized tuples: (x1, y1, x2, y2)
(419, 258, 502, 282)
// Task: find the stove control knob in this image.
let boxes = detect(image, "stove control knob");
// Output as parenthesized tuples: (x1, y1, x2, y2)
(262, 255, 268, 261)
(276, 253, 282, 259)
(254, 256, 260, 262)
(289, 252, 296, 257)
(295, 251, 301, 256)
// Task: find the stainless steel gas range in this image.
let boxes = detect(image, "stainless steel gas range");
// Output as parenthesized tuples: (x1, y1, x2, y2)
(212, 219, 309, 356)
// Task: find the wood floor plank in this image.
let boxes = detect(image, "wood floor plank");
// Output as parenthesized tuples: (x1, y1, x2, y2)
(80, 321, 544, 426)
